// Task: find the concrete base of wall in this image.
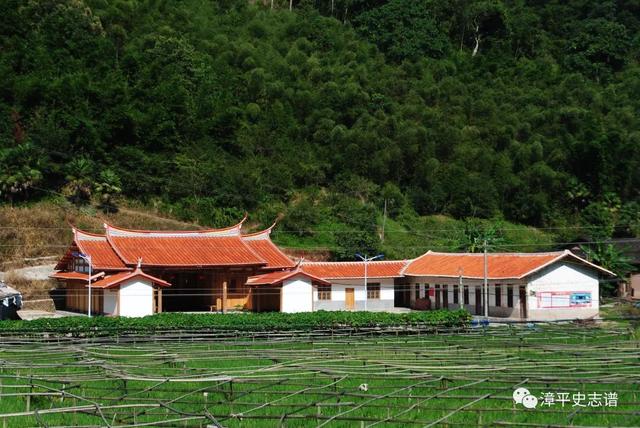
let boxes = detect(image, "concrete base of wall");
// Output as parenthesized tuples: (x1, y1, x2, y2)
(527, 308, 599, 320)
(314, 299, 395, 311)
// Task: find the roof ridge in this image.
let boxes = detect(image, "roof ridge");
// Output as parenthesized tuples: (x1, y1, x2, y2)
(301, 260, 406, 265)
(425, 251, 566, 256)
(72, 226, 107, 240)
(103, 214, 247, 237)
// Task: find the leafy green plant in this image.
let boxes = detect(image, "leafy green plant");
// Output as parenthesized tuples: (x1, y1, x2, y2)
(0, 310, 471, 336)
(580, 243, 634, 296)
(95, 169, 122, 213)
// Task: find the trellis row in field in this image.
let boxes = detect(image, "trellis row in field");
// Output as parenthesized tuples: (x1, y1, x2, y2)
(0, 325, 639, 427)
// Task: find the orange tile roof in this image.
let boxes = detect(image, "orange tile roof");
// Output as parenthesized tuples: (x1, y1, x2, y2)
(89, 269, 171, 289)
(242, 226, 295, 269)
(75, 229, 128, 270)
(402, 250, 613, 279)
(301, 260, 409, 279)
(104, 223, 267, 267)
(246, 269, 330, 286)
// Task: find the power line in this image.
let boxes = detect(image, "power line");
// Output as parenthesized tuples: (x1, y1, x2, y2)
(0, 238, 636, 249)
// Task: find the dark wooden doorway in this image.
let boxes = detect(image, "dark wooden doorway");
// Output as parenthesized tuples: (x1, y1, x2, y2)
(519, 286, 527, 318)
(394, 282, 410, 308)
(475, 287, 482, 315)
(442, 285, 449, 309)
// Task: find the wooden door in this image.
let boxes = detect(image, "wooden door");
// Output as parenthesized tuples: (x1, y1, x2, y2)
(442, 285, 449, 309)
(519, 286, 527, 319)
(345, 288, 355, 310)
(475, 287, 482, 315)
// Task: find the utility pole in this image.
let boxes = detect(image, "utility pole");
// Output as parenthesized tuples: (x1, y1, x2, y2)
(381, 198, 387, 243)
(458, 267, 463, 310)
(364, 258, 368, 312)
(356, 253, 384, 312)
(75, 252, 92, 317)
(88, 255, 92, 317)
(483, 240, 488, 319)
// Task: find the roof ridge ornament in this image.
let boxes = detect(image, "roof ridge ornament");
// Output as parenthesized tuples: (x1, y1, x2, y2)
(241, 219, 279, 240)
(103, 217, 247, 238)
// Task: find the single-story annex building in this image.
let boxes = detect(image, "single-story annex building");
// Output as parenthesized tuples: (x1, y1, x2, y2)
(51, 219, 614, 320)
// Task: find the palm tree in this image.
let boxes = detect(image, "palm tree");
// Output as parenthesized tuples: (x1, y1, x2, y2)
(580, 243, 634, 297)
(455, 219, 505, 253)
(61, 157, 93, 206)
(95, 169, 122, 213)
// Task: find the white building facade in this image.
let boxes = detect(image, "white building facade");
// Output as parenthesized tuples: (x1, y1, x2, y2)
(247, 251, 611, 321)
(85, 269, 169, 317)
(399, 251, 608, 321)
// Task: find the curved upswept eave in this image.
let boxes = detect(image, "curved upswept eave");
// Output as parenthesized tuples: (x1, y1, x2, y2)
(242, 221, 295, 269)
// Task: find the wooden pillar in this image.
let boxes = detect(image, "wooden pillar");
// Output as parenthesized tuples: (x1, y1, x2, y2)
(222, 279, 228, 314)
(212, 272, 218, 309)
(157, 288, 163, 313)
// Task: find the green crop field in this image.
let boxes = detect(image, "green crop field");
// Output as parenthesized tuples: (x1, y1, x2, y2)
(0, 324, 639, 427)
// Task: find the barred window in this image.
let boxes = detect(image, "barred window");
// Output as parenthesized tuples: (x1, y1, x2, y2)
(463, 285, 469, 305)
(507, 285, 514, 308)
(367, 283, 380, 299)
(495, 285, 502, 307)
(318, 285, 331, 300)
(73, 257, 89, 273)
(453, 284, 459, 304)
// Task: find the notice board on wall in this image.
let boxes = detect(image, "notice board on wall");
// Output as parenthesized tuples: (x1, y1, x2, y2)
(537, 291, 592, 308)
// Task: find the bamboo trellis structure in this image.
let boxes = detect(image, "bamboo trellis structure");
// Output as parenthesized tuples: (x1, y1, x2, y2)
(0, 324, 639, 427)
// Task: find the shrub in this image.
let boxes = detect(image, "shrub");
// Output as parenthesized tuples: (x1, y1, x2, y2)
(0, 310, 471, 336)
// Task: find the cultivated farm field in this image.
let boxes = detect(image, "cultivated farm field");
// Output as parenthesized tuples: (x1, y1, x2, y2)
(0, 325, 638, 427)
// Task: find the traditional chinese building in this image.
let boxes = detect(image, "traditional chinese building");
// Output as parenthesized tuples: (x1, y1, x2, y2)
(52, 217, 295, 316)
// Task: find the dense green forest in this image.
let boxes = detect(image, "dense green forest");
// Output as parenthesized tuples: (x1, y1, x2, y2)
(1, 0, 639, 263)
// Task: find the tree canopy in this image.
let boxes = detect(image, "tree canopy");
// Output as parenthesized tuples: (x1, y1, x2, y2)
(1, 0, 639, 258)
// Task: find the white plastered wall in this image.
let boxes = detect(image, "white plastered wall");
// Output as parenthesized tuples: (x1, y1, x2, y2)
(313, 278, 395, 311)
(281, 277, 313, 313)
(103, 288, 118, 315)
(526, 261, 600, 320)
(118, 279, 154, 317)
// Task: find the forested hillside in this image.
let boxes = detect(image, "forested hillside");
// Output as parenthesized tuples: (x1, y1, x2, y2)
(1, 0, 639, 261)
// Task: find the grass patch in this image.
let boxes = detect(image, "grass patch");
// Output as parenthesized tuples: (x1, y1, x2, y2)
(0, 198, 205, 268)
